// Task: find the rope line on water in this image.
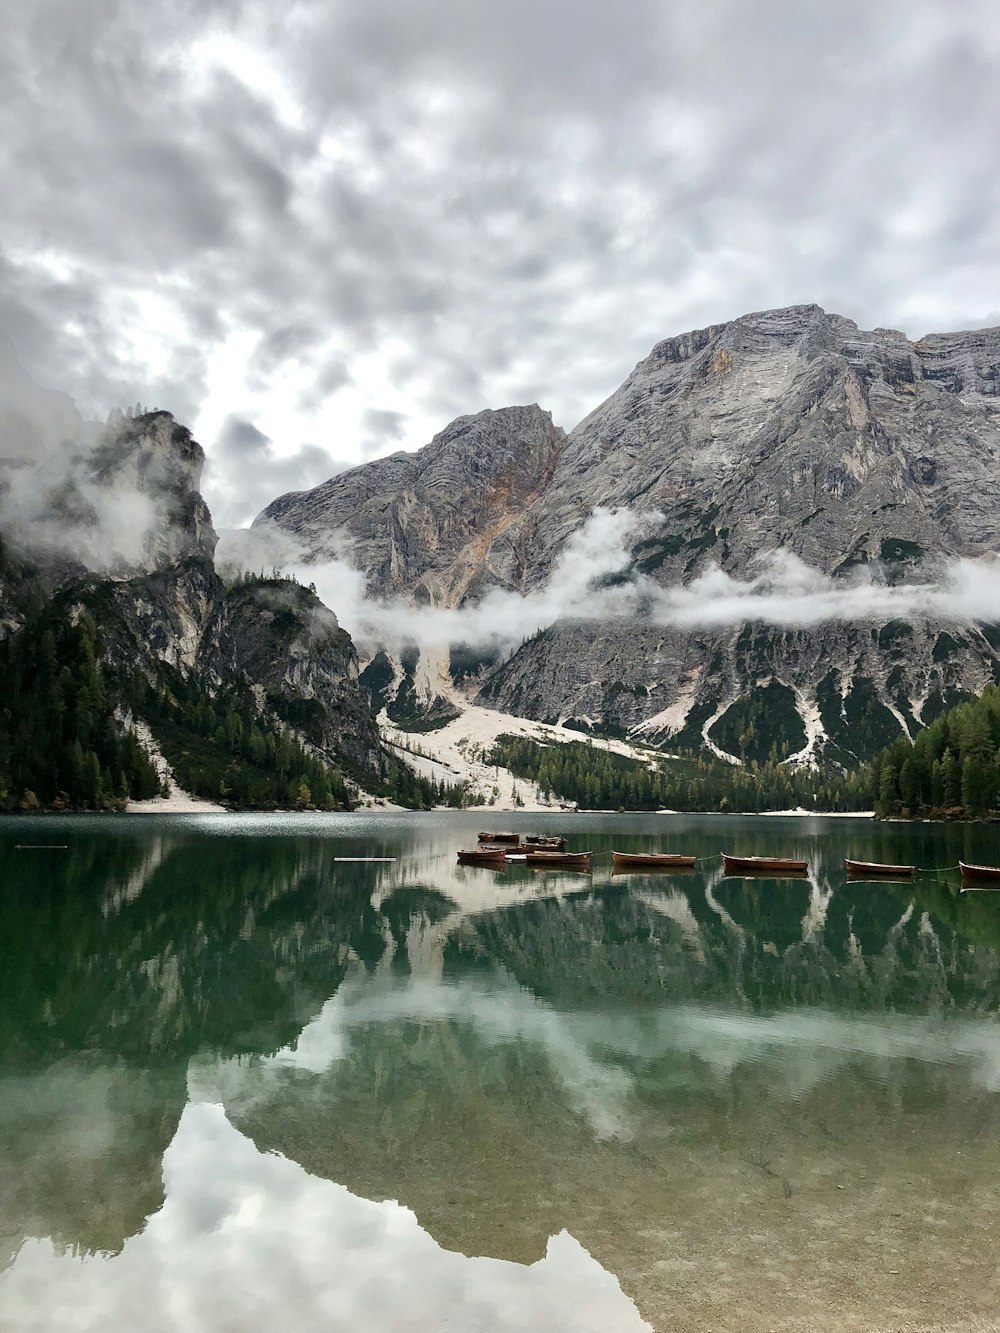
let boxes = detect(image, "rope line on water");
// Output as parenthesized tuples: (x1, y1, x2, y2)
(688, 856, 968, 875)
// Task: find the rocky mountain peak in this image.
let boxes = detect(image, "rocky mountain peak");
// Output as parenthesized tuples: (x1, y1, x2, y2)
(257, 402, 566, 603)
(0, 335, 217, 583)
(87, 410, 217, 572)
(249, 303, 1000, 762)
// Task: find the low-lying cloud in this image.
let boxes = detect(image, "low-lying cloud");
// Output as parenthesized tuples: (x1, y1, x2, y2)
(0, 357, 193, 574)
(217, 507, 1000, 652)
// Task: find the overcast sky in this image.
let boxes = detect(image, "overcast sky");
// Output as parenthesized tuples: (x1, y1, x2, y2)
(2, 0, 999, 526)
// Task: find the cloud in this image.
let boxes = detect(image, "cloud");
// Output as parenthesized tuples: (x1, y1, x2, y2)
(649, 550, 1000, 630)
(0, 412, 195, 574)
(217, 508, 1000, 653)
(1, 1102, 650, 1332)
(205, 414, 344, 526)
(1, 0, 999, 530)
(360, 407, 408, 458)
(216, 517, 315, 576)
(0, 336, 203, 572)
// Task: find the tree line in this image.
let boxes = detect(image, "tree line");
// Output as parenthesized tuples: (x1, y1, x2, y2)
(492, 684, 1000, 822)
(489, 735, 866, 814)
(0, 590, 462, 812)
(869, 686, 1000, 820)
(131, 666, 352, 809)
(0, 607, 161, 810)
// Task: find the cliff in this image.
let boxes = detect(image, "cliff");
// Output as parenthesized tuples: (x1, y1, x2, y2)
(256, 305, 1000, 761)
(0, 336, 384, 800)
(259, 404, 566, 604)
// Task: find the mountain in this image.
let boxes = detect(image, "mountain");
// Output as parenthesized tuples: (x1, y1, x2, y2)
(0, 339, 383, 808)
(260, 404, 565, 604)
(257, 305, 1000, 762)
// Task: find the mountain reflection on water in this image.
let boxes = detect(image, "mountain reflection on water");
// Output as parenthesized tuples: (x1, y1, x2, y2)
(2, 811, 1000, 1332)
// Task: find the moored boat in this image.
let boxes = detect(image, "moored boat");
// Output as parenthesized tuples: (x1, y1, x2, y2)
(479, 837, 567, 857)
(523, 850, 592, 870)
(478, 831, 520, 844)
(458, 848, 507, 867)
(524, 835, 567, 850)
(721, 853, 808, 876)
(611, 851, 697, 870)
(845, 859, 915, 878)
(960, 860, 1000, 886)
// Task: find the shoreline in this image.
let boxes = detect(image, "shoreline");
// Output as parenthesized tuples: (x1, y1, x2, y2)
(0, 806, 887, 819)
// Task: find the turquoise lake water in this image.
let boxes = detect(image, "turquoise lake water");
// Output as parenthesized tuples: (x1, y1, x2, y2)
(2, 811, 1000, 1332)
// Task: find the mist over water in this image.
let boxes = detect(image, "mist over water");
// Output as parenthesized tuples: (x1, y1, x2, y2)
(2, 810, 1000, 1331)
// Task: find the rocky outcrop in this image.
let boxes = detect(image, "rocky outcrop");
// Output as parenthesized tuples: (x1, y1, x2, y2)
(0, 340, 385, 786)
(258, 404, 566, 603)
(256, 305, 1000, 760)
(225, 579, 382, 773)
(86, 411, 216, 572)
(0, 336, 215, 590)
(80, 557, 383, 781)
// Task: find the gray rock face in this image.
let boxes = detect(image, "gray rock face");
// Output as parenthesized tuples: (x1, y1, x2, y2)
(225, 579, 382, 774)
(0, 345, 383, 782)
(86, 412, 217, 572)
(0, 337, 215, 582)
(258, 405, 566, 602)
(257, 305, 1000, 760)
(482, 305, 1000, 590)
(93, 561, 383, 777)
(479, 618, 999, 763)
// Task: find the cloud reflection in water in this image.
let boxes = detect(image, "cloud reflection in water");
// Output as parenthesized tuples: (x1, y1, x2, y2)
(1, 1103, 650, 1333)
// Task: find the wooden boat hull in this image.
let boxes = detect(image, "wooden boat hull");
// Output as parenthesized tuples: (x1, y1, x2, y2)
(458, 850, 506, 867)
(722, 854, 808, 876)
(960, 860, 1000, 884)
(523, 851, 591, 869)
(479, 839, 566, 857)
(612, 852, 697, 869)
(524, 836, 566, 851)
(478, 832, 520, 844)
(845, 859, 915, 878)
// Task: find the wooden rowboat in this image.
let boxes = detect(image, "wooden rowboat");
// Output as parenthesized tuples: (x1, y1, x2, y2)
(845, 859, 915, 878)
(612, 851, 697, 870)
(458, 848, 507, 867)
(523, 850, 592, 870)
(721, 853, 808, 876)
(960, 860, 1000, 885)
(478, 831, 520, 844)
(525, 835, 566, 850)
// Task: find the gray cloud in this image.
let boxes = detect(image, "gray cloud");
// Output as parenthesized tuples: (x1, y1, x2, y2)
(1, 0, 999, 525)
(360, 407, 407, 458)
(206, 414, 343, 525)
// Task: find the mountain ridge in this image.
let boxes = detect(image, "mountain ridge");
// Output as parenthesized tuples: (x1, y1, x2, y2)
(0, 333, 386, 807)
(256, 304, 1000, 762)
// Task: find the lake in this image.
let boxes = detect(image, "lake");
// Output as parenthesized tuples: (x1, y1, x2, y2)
(2, 811, 1000, 1332)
